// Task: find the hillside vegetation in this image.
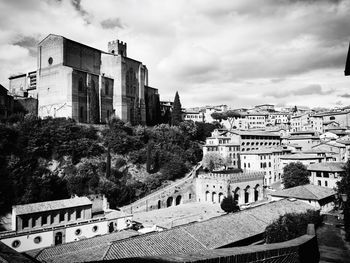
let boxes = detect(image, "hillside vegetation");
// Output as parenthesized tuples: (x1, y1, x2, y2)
(0, 115, 219, 214)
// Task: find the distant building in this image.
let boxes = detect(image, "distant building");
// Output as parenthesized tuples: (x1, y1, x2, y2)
(183, 110, 204, 122)
(307, 162, 345, 189)
(312, 110, 350, 128)
(279, 153, 326, 174)
(246, 112, 267, 129)
(270, 184, 336, 212)
(0, 197, 132, 252)
(312, 141, 348, 162)
(254, 104, 275, 112)
(291, 113, 311, 132)
(8, 71, 37, 98)
(284, 134, 321, 150)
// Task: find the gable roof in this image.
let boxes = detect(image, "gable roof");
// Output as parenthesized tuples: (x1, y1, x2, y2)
(271, 184, 336, 201)
(14, 197, 92, 216)
(307, 162, 345, 172)
(27, 230, 139, 263)
(103, 199, 314, 260)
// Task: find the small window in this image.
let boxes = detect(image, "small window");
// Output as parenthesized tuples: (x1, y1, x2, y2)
(12, 240, 21, 248)
(59, 212, 65, 222)
(325, 181, 328, 187)
(189, 193, 192, 199)
(42, 215, 47, 225)
(76, 209, 81, 219)
(75, 229, 82, 236)
(23, 217, 29, 228)
(34, 236, 42, 244)
(92, 225, 98, 232)
(48, 57, 53, 65)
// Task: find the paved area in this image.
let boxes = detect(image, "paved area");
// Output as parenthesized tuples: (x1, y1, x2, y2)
(317, 214, 350, 263)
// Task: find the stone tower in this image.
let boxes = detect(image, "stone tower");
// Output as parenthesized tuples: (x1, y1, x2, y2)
(107, 40, 127, 56)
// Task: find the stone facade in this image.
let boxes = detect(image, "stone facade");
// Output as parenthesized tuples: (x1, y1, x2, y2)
(32, 34, 159, 125)
(195, 171, 264, 205)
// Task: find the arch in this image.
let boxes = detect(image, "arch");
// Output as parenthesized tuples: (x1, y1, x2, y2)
(167, 197, 173, 207)
(54, 232, 63, 245)
(254, 184, 260, 202)
(218, 193, 224, 203)
(175, 195, 182, 206)
(157, 200, 161, 209)
(205, 191, 210, 202)
(233, 187, 240, 202)
(108, 222, 114, 233)
(244, 186, 250, 203)
(212, 192, 217, 203)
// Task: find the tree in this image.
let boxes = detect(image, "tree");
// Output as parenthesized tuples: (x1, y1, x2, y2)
(202, 152, 226, 171)
(225, 110, 244, 130)
(220, 195, 240, 213)
(211, 112, 227, 122)
(171, 91, 182, 126)
(282, 162, 309, 189)
(265, 210, 322, 243)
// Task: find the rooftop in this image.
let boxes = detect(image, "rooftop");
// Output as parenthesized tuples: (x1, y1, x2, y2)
(280, 154, 324, 160)
(26, 230, 139, 263)
(271, 184, 336, 201)
(103, 199, 314, 260)
(14, 196, 92, 216)
(228, 130, 281, 137)
(307, 162, 345, 172)
(240, 146, 290, 155)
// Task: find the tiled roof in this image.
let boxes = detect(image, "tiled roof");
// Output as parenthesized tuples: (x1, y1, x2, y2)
(287, 135, 320, 140)
(280, 154, 324, 160)
(229, 131, 281, 137)
(0, 241, 36, 263)
(103, 199, 314, 260)
(27, 230, 139, 263)
(307, 162, 345, 172)
(240, 146, 290, 155)
(271, 184, 336, 201)
(14, 197, 92, 216)
(103, 228, 207, 260)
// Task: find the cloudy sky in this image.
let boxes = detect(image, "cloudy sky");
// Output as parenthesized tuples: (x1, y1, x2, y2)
(1, 0, 350, 109)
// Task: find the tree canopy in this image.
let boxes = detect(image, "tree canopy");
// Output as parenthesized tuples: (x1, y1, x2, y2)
(282, 162, 310, 189)
(171, 91, 182, 126)
(220, 195, 240, 213)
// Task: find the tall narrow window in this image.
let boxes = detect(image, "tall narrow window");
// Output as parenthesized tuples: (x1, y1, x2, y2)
(23, 217, 29, 228)
(78, 78, 84, 92)
(79, 106, 84, 120)
(76, 209, 81, 219)
(42, 215, 47, 225)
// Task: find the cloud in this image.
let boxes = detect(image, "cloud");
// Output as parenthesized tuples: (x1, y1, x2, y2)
(265, 84, 335, 98)
(339, 93, 350, 98)
(12, 35, 39, 57)
(0, 0, 349, 109)
(100, 18, 124, 29)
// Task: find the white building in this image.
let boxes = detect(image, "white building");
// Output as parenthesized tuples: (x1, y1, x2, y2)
(307, 162, 345, 189)
(0, 197, 132, 252)
(270, 184, 336, 213)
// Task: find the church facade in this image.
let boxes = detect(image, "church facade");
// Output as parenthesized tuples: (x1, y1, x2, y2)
(10, 34, 160, 125)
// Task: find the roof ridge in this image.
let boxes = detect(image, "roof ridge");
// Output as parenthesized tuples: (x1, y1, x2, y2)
(300, 185, 319, 200)
(182, 228, 208, 249)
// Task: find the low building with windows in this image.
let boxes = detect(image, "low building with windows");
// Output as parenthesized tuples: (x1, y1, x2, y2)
(307, 162, 345, 189)
(195, 171, 264, 205)
(240, 147, 292, 186)
(270, 184, 336, 212)
(183, 110, 204, 122)
(0, 197, 132, 252)
(283, 134, 321, 151)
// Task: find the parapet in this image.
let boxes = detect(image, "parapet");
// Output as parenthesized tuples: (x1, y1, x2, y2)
(198, 171, 265, 183)
(108, 39, 127, 56)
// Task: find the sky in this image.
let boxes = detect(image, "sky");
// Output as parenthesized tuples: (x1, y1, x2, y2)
(0, 0, 350, 109)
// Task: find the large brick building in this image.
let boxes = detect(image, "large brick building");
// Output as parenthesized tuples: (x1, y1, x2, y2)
(9, 34, 160, 125)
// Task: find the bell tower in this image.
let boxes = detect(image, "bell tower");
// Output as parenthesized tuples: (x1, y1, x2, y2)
(107, 40, 127, 57)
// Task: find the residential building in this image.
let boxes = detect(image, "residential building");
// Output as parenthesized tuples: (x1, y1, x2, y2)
(254, 104, 275, 112)
(9, 71, 37, 98)
(283, 134, 321, 150)
(183, 110, 204, 122)
(270, 184, 336, 212)
(312, 110, 350, 128)
(290, 113, 310, 132)
(308, 162, 345, 189)
(279, 154, 326, 175)
(310, 115, 323, 133)
(240, 147, 292, 186)
(246, 112, 267, 129)
(312, 141, 348, 162)
(0, 197, 132, 252)
(267, 112, 290, 128)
